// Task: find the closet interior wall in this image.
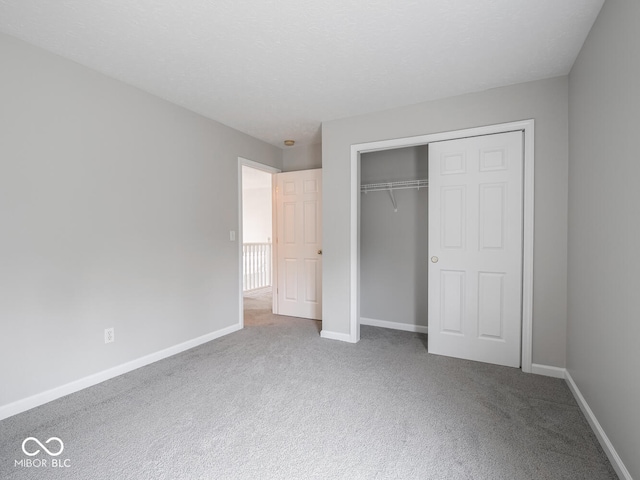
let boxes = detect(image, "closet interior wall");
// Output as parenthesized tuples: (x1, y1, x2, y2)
(360, 145, 429, 330)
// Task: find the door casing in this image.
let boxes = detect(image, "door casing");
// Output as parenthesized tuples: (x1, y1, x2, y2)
(345, 120, 535, 373)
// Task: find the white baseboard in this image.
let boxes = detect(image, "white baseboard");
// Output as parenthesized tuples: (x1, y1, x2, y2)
(320, 330, 356, 343)
(0, 323, 242, 421)
(360, 317, 428, 334)
(565, 370, 632, 480)
(530, 363, 566, 379)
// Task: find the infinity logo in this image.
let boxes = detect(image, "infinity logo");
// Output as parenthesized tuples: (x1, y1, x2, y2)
(21, 437, 64, 457)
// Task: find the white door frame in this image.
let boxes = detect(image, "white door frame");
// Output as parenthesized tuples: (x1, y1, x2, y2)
(237, 157, 281, 329)
(348, 120, 535, 373)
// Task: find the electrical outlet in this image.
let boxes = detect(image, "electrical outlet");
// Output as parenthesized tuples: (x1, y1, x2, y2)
(104, 327, 114, 344)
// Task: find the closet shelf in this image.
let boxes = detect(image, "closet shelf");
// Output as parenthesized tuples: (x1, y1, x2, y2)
(361, 179, 428, 212)
(360, 179, 429, 193)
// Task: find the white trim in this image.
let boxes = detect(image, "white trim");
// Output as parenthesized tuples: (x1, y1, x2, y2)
(270, 173, 279, 315)
(349, 120, 535, 373)
(349, 148, 361, 343)
(530, 363, 566, 379)
(239, 157, 281, 174)
(565, 371, 632, 480)
(237, 157, 281, 326)
(0, 323, 242, 421)
(360, 317, 428, 334)
(529, 365, 631, 479)
(320, 330, 357, 343)
(520, 123, 535, 373)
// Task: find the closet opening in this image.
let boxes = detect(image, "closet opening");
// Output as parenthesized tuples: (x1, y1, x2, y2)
(360, 145, 429, 334)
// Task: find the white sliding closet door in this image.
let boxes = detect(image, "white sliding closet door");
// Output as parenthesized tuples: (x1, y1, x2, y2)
(428, 132, 523, 368)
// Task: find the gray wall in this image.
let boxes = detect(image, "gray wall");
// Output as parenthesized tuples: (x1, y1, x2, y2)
(282, 143, 322, 171)
(0, 33, 282, 407)
(360, 146, 428, 327)
(568, 1, 640, 477)
(322, 76, 569, 367)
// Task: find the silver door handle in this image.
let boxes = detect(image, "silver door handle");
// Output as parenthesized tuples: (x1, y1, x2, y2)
(431, 256, 438, 263)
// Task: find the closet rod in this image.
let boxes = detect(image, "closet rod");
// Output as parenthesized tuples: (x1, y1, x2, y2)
(360, 179, 429, 193)
(361, 179, 428, 212)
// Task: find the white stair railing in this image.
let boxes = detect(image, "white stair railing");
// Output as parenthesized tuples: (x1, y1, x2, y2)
(242, 243, 272, 292)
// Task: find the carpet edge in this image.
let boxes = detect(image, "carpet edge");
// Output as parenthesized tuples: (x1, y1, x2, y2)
(565, 370, 632, 480)
(0, 323, 242, 421)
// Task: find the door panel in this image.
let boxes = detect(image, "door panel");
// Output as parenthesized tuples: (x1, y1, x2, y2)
(477, 272, 505, 339)
(428, 132, 523, 367)
(441, 186, 466, 249)
(441, 270, 465, 334)
(303, 201, 318, 244)
(284, 259, 298, 301)
(283, 203, 296, 244)
(304, 259, 319, 303)
(479, 183, 507, 250)
(275, 169, 322, 320)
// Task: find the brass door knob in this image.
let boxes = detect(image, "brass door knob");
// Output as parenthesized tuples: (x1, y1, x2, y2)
(318, 249, 323, 255)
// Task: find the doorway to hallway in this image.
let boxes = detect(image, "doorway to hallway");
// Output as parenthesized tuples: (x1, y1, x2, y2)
(238, 158, 279, 327)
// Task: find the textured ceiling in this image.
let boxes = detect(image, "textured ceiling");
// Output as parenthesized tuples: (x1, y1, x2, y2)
(0, 0, 604, 147)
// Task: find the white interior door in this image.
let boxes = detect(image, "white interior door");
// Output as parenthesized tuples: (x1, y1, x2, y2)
(428, 131, 523, 367)
(275, 169, 322, 320)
